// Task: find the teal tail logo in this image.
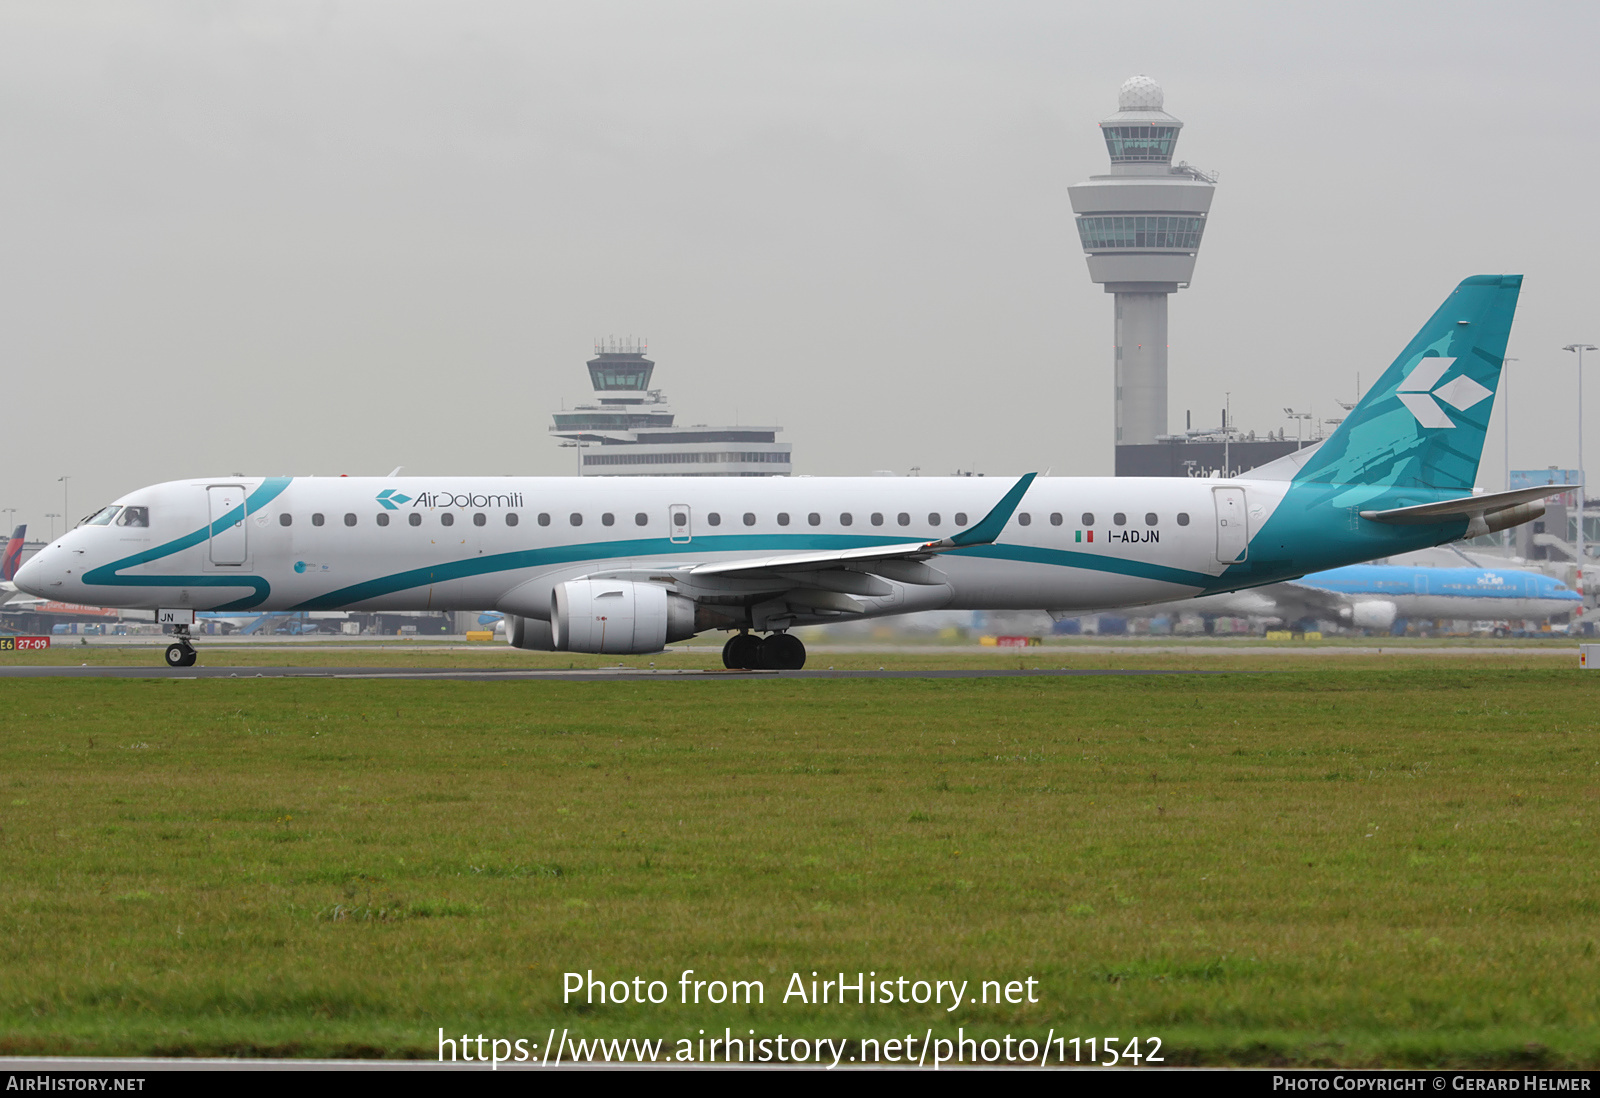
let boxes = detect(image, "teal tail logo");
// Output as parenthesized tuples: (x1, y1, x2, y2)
(1295, 274, 1521, 493)
(376, 489, 412, 510)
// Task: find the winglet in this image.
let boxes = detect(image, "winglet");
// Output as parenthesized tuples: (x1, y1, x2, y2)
(927, 472, 1036, 550)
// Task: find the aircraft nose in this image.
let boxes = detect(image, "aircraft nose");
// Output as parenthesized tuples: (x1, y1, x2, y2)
(13, 550, 59, 597)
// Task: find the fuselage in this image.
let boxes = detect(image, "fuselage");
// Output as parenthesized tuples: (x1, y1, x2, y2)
(16, 472, 1471, 631)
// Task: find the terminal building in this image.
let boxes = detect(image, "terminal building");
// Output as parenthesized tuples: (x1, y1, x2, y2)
(1069, 76, 1299, 477)
(550, 341, 792, 476)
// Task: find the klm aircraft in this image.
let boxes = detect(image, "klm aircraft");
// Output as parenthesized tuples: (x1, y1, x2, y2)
(17, 275, 1563, 669)
(1160, 562, 1580, 631)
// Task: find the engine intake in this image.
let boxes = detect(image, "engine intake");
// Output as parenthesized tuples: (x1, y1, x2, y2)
(551, 579, 697, 654)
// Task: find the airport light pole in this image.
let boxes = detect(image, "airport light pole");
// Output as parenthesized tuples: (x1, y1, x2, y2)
(44, 513, 60, 540)
(1283, 408, 1311, 449)
(1563, 344, 1596, 616)
(57, 475, 71, 528)
(1502, 358, 1517, 550)
(1, 508, 14, 531)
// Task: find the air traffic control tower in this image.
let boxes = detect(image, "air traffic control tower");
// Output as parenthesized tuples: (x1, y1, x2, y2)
(1069, 76, 1216, 471)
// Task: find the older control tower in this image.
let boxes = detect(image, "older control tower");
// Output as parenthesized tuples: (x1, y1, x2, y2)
(1069, 76, 1216, 469)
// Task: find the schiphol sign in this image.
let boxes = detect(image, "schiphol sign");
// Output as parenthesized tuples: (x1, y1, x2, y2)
(377, 489, 526, 510)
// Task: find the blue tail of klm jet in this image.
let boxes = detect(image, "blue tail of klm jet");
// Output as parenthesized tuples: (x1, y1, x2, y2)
(1295, 275, 1521, 492)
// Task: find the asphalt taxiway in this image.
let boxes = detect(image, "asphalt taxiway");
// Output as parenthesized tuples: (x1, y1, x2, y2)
(0, 665, 1222, 681)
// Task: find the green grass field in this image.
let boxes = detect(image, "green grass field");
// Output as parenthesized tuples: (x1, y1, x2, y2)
(2, 653, 1598, 1065)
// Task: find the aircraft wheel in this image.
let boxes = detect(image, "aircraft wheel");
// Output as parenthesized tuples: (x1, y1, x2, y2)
(165, 643, 196, 668)
(761, 632, 806, 671)
(722, 632, 762, 670)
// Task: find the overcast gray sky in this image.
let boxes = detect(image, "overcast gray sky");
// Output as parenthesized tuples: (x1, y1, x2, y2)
(3, 0, 1597, 532)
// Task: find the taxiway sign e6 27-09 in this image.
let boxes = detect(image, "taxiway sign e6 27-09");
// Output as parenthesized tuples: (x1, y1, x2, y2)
(16, 276, 1563, 669)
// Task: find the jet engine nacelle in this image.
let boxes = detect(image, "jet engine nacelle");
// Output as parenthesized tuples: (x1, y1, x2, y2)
(504, 614, 557, 651)
(1346, 599, 1398, 631)
(551, 579, 697, 654)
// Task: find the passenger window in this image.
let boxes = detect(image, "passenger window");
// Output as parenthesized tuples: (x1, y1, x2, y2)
(1050, 513, 1063, 526)
(808, 513, 821, 526)
(409, 513, 422, 527)
(672, 511, 686, 527)
(312, 513, 325, 527)
(928, 513, 941, 526)
(602, 513, 615, 526)
(635, 513, 648, 527)
(1081, 512, 1094, 526)
(344, 513, 357, 527)
(441, 513, 455, 527)
(117, 507, 149, 527)
(839, 513, 853, 526)
(539, 513, 551, 526)
(897, 512, 910, 526)
(871, 512, 883, 526)
(1018, 513, 1031, 526)
(279, 514, 292, 527)
(707, 513, 721, 526)
(474, 513, 487, 526)
(376, 513, 389, 527)
(955, 512, 967, 526)
(569, 513, 582, 527)
(743, 512, 756, 526)
(507, 513, 519, 527)
(1177, 512, 1190, 526)
(1145, 512, 1158, 526)
(777, 512, 790, 526)
(1113, 513, 1126, 526)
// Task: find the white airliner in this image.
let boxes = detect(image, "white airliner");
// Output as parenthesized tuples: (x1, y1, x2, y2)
(15, 276, 1562, 669)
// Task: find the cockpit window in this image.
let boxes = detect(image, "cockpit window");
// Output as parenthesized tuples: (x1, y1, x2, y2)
(116, 506, 149, 528)
(84, 506, 121, 526)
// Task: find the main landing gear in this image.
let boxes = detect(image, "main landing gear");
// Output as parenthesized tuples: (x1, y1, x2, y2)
(164, 625, 197, 668)
(721, 630, 806, 671)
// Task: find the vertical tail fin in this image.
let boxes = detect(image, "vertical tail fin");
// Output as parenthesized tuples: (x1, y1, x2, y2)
(1, 525, 25, 582)
(1294, 275, 1521, 491)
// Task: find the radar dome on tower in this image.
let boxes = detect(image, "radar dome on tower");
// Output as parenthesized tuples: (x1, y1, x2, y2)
(1117, 74, 1164, 111)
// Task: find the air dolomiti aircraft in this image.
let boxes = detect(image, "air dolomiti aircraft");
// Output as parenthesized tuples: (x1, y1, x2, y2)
(17, 275, 1558, 669)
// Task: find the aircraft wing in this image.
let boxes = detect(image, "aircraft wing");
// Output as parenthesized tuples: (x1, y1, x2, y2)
(575, 474, 1036, 619)
(685, 472, 1037, 583)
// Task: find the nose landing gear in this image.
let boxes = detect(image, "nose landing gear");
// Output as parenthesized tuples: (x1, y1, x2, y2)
(164, 625, 198, 668)
(720, 630, 807, 671)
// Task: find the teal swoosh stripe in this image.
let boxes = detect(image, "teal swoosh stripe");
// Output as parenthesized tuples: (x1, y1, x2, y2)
(292, 531, 1217, 610)
(956, 543, 1213, 588)
(81, 477, 294, 612)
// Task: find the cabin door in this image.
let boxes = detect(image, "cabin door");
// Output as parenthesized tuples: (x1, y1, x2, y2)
(669, 505, 692, 544)
(207, 484, 248, 566)
(1212, 487, 1248, 564)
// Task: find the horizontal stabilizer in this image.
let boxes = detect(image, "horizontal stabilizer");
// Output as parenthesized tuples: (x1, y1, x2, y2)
(1359, 484, 1570, 525)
